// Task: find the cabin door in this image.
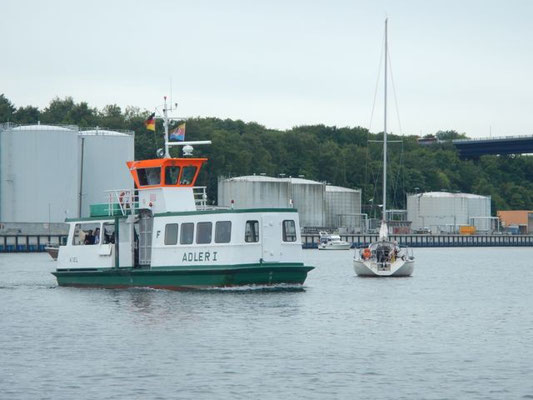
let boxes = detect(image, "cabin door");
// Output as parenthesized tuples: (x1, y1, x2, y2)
(261, 215, 281, 262)
(138, 210, 153, 266)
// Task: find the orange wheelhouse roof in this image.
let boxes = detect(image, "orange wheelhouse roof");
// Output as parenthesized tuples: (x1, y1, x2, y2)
(127, 158, 207, 189)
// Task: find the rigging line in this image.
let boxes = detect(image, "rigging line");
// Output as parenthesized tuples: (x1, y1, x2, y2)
(387, 46, 403, 136)
(368, 31, 385, 133)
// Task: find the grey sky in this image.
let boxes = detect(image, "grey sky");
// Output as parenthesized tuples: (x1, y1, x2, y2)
(2, 0, 532, 138)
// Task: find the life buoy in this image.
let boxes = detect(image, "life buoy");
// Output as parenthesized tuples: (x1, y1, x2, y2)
(362, 248, 371, 260)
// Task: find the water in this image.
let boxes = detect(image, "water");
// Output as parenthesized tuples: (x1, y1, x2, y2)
(1, 248, 532, 400)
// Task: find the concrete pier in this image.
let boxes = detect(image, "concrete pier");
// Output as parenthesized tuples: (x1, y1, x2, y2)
(302, 233, 533, 248)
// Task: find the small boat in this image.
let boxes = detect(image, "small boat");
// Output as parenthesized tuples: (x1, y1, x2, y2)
(44, 244, 59, 260)
(353, 18, 415, 277)
(318, 232, 351, 250)
(52, 98, 314, 290)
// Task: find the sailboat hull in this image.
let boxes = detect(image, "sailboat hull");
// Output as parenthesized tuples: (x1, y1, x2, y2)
(353, 258, 414, 277)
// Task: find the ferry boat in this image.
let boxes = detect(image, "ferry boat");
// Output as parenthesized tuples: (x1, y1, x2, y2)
(53, 99, 314, 289)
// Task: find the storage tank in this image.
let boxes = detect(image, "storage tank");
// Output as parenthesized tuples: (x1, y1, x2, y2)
(0, 124, 135, 224)
(218, 176, 290, 209)
(0, 124, 79, 223)
(217, 175, 325, 227)
(288, 178, 325, 227)
(324, 185, 362, 229)
(407, 192, 491, 233)
(79, 128, 135, 218)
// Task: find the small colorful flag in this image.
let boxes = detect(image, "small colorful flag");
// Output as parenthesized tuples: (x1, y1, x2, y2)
(170, 122, 186, 141)
(144, 113, 155, 131)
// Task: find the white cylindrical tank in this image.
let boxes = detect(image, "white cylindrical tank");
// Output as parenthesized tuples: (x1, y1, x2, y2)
(0, 124, 135, 223)
(79, 128, 135, 218)
(288, 178, 325, 228)
(217, 176, 325, 228)
(324, 185, 362, 229)
(0, 124, 79, 223)
(407, 192, 491, 233)
(218, 176, 290, 209)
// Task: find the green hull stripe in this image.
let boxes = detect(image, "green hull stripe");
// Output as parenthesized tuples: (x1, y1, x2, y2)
(53, 263, 314, 288)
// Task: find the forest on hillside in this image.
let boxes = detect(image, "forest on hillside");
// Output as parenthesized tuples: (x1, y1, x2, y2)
(1, 94, 532, 214)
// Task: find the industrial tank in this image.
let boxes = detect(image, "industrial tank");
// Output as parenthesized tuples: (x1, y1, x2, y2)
(0, 124, 79, 223)
(217, 176, 290, 209)
(324, 185, 362, 229)
(288, 178, 325, 228)
(217, 175, 325, 228)
(0, 124, 135, 224)
(407, 192, 491, 233)
(79, 128, 135, 218)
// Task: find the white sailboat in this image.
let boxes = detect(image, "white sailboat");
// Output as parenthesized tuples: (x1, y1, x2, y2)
(353, 18, 415, 277)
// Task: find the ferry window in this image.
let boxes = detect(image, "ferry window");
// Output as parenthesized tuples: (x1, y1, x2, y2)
(179, 166, 197, 185)
(72, 222, 101, 245)
(165, 223, 178, 245)
(102, 223, 116, 244)
(245, 220, 259, 243)
(180, 223, 194, 245)
(137, 168, 161, 186)
(215, 221, 232, 243)
(165, 166, 181, 185)
(196, 222, 212, 244)
(283, 220, 297, 242)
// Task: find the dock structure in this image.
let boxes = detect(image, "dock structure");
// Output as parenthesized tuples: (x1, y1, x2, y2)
(1, 233, 532, 253)
(0, 234, 67, 252)
(302, 233, 533, 248)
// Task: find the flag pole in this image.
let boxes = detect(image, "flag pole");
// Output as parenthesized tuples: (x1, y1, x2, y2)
(163, 96, 170, 158)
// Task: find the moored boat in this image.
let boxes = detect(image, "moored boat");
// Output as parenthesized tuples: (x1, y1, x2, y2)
(53, 98, 314, 289)
(318, 231, 351, 250)
(45, 244, 59, 260)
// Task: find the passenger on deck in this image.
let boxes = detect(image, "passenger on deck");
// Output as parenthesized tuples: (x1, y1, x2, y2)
(94, 228, 100, 244)
(84, 230, 95, 245)
(78, 229, 87, 245)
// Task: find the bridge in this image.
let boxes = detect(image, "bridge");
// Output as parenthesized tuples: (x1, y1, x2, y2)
(453, 135, 533, 157)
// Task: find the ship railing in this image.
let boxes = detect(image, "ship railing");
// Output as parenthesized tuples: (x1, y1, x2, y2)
(193, 186, 208, 210)
(104, 189, 139, 216)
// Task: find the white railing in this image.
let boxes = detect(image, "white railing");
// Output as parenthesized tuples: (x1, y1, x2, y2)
(104, 189, 138, 216)
(193, 186, 208, 210)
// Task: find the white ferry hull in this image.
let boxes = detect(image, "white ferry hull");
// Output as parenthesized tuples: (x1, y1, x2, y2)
(353, 258, 414, 277)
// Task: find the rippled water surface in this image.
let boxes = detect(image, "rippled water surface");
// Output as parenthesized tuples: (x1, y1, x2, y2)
(1, 248, 533, 399)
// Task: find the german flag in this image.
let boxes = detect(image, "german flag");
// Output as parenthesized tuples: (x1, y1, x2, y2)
(144, 113, 155, 131)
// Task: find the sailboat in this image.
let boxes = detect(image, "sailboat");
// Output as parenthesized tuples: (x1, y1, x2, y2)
(353, 18, 415, 277)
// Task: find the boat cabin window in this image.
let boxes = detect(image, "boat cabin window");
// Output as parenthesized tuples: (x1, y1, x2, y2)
(137, 167, 161, 186)
(180, 223, 194, 245)
(282, 220, 297, 242)
(165, 166, 181, 185)
(102, 222, 115, 244)
(215, 221, 232, 243)
(245, 220, 259, 243)
(72, 222, 101, 245)
(165, 223, 179, 245)
(179, 166, 197, 185)
(196, 222, 212, 244)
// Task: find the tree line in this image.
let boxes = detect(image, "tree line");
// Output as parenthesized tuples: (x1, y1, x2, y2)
(1, 94, 532, 213)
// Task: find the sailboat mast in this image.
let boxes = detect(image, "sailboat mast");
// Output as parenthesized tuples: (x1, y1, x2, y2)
(382, 18, 388, 222)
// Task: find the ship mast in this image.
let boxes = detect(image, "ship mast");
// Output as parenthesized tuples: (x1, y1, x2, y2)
(382, 17, 388, 223)
(161, 96, 211, 156)
(163, 96, 171, 158)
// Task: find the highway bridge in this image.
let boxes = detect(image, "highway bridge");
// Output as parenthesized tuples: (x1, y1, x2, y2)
(453, 135, 533, 157)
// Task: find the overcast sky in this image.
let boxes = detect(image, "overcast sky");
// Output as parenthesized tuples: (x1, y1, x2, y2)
(2, 0, 532, 138)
